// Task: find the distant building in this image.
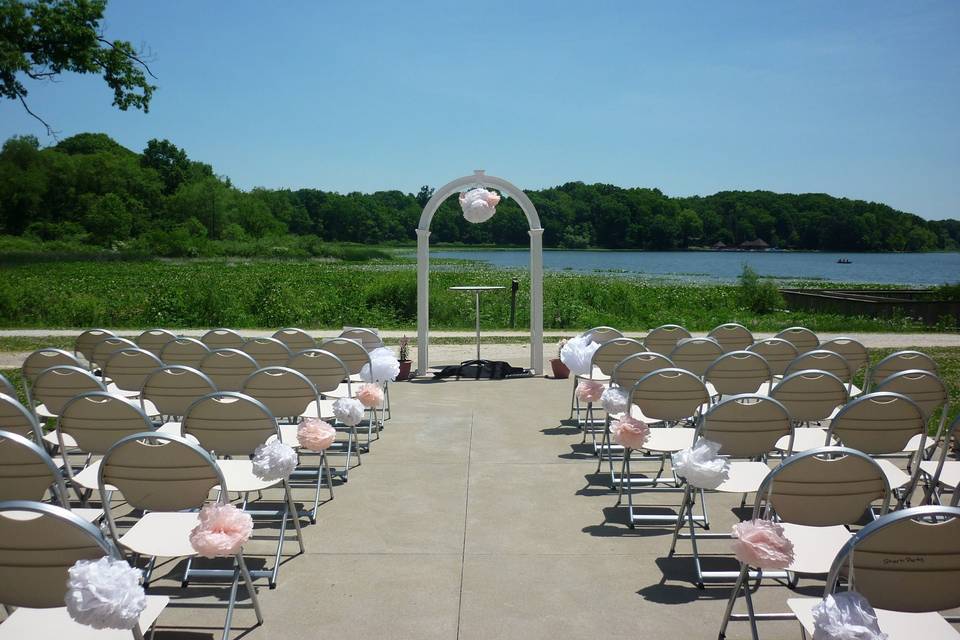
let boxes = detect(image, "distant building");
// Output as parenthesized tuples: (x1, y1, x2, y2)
(740, 238, 770, 251)
(711, 241, 727, 251)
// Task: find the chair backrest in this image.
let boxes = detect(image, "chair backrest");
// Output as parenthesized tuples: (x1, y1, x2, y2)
(611, 352, 674, 392)
(0, 373, 14, 398)
(103, 347, 163, 393)
(643, 324, 692, 356)
(784, 349, 853, 383)
(703, 351, 772, 396)
(183, 392, 279, 456)
(286, 349, 351, 394)
(757, 446, 890, 527)
(59, 391, 154, 454)
(99, 432, 225, 513)
(320, 337, 371, 376)
(90, 336, 137, 370)
(31, 365, 106, 416)
(770, 369, 848, 422)
(240, 336, 292, 367)
(869, 350, 938, 388)
(589, 338, 646, 377)
(159, 336, 211, 369)
(0, 501, 116, 608)
(0, 393, 42, 440)
(140, 365, 217, 417)
(200, 327, 246, 349)
(21, 348, 82, 387)
(74, 328, 116, 364)
(669, 337, 725, 377)
(135, 328, 178, 357)
(747, 337, 798, 376)
(199, 348, 260, 392)
(582, 326, 624, 344)
(819, 337, 869, 379)
(339, 327, 385, 351)
(699, 395, 792, 458)
(707, 323, 754, 353)
(828, 392, 926, 456)
(272, 327, 316, 352)
(824, 506, 960, 613)
(241, 367, 319, 419)
(873, 369, 949, 421)
(774, 326, 819, 353)
(926, 414, 960, 500)
(629, 368, 710, 423)
(0, 430, 68, 503)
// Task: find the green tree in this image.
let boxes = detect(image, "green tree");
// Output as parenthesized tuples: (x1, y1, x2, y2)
(82, 192, 131, 244)
(141, 139, 190, 195)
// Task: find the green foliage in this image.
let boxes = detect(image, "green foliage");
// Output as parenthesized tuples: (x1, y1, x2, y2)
(933, 282, 960, 302)
(737, 265, 784, 314)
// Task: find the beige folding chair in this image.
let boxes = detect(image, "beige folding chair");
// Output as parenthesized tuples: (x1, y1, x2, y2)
(707, 323, 755, 353)
(159, 337, 210, 369)
(747, 337, 798, 378)
(576, 337, 645, 437)
(339, 327, 385, 351)
(90, 336, 138, 373)
(827, 392, 927, 507)
(200, 348, 260, 392)
(98, 433, 261, 639)
(0, 392, 42, 440)
(920, 414, 960, 506)
(241, 336, 291, 368)
(320, 337, 371, 383)
(20, 348, 82, 407)
(272, 327, 316, 352)
(73, 328, 116, 367)
(770, 369, 849, 453)
(0, 501, 167, 640)
(103, 348, 163, 396)
(820, 337, 869, 391)
(180, 393, 305, 587)
(703, 351, 772, 400)
(567, 326, 625, 422)
(201, 327, 246, 349)
(618, 368, 710, 526)
(30, 365, 106, 422)
(774, 326, 819, 354)
(875, 369, 950, 454)
(670, 337, 725, 377)
(719, 447, 891, 640)
(787, 505, 960, 640)
(668, 395, 793, 587)
(643, 324, 692, 356)
(869, 350, 938, 390)
(784, 349, 858, 395)
(134, 328, 178, 357)
(139, 365, 216, 429)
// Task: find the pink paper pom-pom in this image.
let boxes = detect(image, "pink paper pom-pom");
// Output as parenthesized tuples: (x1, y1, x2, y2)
(297, 417, 337, 451)
(356, 383, 384, 408)
(189, 503, 253, 559)
(611, 416, 650, 450)
(576, 379, 605, 403)
(731, 519, 795, 570)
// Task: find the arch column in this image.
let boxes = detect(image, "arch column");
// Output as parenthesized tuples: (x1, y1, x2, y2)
(416, 228, 431, 375)
(529, 228, 544, 372)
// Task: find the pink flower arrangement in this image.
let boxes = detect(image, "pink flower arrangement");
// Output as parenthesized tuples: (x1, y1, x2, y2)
(189, 503, 253, 558)
(611, 416, 650, 450)
(576, 379, 605, 403)
(297, 417, 337, 451)
(730, 519, 795, 570)
(356, 383, 384, 408)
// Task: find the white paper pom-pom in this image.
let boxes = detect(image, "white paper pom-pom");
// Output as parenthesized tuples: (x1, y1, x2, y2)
(671, 439, 730, 490)
(360, 347, 400, 383)
(65, 557, 147, 630)
(560, 335, 600, 377)
(812, 592, 888, 640)
(252, 440, 298, 481)
(601, 386, 629, 414)
(333, 397, 365, 427)
(459, 188, 501, 224)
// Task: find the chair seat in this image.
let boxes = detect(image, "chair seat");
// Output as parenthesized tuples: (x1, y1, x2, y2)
(105, 382, 139, 398)
(43, 431, 78, 449)
(119, 511, 202, 557)
(72, 460, 108, 491)
(575, 368, 611, 383)
(156, 421, 182, 436)
(34, 403, 56, 419)
(72, 507, 105, 523)
(875, 458, 911, 490)
(776, 427, 832, 453)
(320, 382, 354, 399)
(714, 461, 771, 494)
(137, 398, 160, 417)
(643, 428, 695, 454)
(903, 432, 938, 453)
(788, 597, 960, 640)
(0, 595, 168, 640)
(216, 459, 282, 492)
(779, 523, 851, 574)
(299, 399, 337, 420)
(920, 460, 960, 490)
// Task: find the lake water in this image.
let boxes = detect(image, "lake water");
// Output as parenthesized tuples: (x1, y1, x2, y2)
(429, 249, 960, 286)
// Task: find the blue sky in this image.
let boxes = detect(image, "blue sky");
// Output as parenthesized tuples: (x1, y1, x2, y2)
(2, 1, 958, 219)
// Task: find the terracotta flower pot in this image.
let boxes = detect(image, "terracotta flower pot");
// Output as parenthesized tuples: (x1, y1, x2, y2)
(550, 358, 570, 379)
(398, 360, 412, 381)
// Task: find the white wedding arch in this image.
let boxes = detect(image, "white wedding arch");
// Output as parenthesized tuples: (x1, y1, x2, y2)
(416, 170, 544, 375)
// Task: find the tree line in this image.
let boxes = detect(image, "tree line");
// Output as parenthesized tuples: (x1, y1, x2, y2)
(1, 132, 957, 256)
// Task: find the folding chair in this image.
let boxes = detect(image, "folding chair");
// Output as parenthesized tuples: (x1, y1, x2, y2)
(643, 324, 691, 356)
(668, 395, 793, 587)
(30, 365, 106, 424)
(200, 348, 260, 392)
(669, 337, 724, 377)
(339, 327, 385, 352)
(139, 365, 217, 430)
(103, 348, 163, 396)
(73, 328, 116, 368)
(20, 348, 83, 407)
(98, 433, 263, 639)
(90, 337, 138, 374)
(200, 327, 246, 349)
(868, 349, 938, 390)
(774, 326, 819, 354)
(707, 323, 755, 353)
(567, 326, 624, 422)
(719, 446, 891, 640)
(0, 392, 42, 439)
(576, 337, 645, 437)
(134, 328, 178, 357)
(272, 327, 316, 352)
(920, 414, 960, 506)
(703, 351, 772, 402)
(241, 336, 291, 368)
(0, 501, 167, 640)
(784, 349, 858, 396)
(787, 505, 960, 640)
(747, 337, 798, 378)
(820, 337, 869, 392)
(875, 369, 950, 456)
(159, 337, 210, 369)
(770, 369, 848, 454)
(181, 392, 305, 587)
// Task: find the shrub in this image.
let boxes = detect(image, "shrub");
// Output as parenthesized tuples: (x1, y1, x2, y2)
(738, 265, 783, 314)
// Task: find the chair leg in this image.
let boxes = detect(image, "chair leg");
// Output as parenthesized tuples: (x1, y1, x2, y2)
(718, 564, 749, 639)
(323, 450, 335, 501)
(285, 482, 306, 554)
(668, 485, 692, 556)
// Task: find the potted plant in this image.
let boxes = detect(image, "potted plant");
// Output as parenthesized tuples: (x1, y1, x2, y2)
(397, 335, 412, 380)
(550, 338, 570, 379)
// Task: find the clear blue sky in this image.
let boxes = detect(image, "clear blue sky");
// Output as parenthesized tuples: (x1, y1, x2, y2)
(2, 1, 958, 219)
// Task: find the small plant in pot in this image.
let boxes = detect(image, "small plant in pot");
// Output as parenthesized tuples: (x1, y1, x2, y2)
(550, 338, 570, 379)
(397, 335, 412, 380)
